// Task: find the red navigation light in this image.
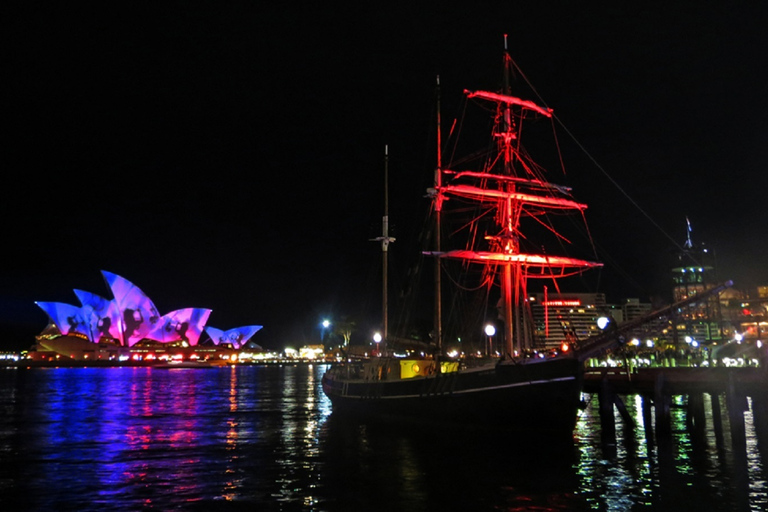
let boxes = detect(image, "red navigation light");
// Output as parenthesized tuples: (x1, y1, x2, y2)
(560, 342, 570, 353)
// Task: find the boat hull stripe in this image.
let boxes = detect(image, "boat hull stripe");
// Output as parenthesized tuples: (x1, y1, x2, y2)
(339, 375, 576, 400)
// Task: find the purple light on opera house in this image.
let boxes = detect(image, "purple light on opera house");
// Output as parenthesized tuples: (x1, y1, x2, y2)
(35, 270, 261, 349)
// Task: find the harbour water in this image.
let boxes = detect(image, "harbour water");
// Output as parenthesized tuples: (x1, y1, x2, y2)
(0, 364, 766, 511)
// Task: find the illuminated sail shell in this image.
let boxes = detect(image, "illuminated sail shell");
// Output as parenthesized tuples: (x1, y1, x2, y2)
(149, 308, 212, 345)
(35, 271, 262, 349)
(73, 289, 122, 342)
(205, 325, 263, 349)
(34, 301, 89, 338)
(102, 271, 161, 347)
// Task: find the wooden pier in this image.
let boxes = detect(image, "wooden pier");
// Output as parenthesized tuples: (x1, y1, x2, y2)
(582, 365, 768, 453)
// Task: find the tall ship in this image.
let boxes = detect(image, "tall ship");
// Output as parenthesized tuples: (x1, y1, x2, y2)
(322, 39, 723, 435)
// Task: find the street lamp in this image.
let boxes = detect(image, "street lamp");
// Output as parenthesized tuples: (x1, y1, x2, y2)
(373, 332, 382, 356)
(484, 324, 496, 356)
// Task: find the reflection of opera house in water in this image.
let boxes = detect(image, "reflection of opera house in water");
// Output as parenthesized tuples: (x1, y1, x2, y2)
(31, 271, 262, 364)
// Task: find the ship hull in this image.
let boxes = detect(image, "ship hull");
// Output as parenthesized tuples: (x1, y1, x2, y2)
(322, 357, 583, 435)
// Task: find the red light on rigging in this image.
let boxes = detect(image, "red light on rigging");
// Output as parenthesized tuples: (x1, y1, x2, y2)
(560, 342, 570, 353)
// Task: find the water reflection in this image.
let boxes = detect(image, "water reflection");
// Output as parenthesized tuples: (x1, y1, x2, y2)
(574, 393, 768, 511)
(320, 411, 584, 511)
(0, 365, 331, 510)
(1, 366, 767, 510)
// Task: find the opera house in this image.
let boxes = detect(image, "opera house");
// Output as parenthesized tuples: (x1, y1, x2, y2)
(31, 270, 262, 364)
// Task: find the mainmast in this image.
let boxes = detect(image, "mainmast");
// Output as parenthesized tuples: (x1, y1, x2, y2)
(434, 75, 443, 354)
(427, 35, 602, 358)
(500, 34, 522, 356)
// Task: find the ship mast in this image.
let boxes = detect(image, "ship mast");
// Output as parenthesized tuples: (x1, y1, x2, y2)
(500, 35, 518, 356)
(427, 36, 601, 359)
(373, 145, 395, 354)
(434, 76, 444, 354)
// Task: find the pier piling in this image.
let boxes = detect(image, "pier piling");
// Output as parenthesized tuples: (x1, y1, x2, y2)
(584, 365, 765, 458)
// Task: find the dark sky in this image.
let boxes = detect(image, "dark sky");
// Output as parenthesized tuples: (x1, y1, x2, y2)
(4, 2, 768, 350)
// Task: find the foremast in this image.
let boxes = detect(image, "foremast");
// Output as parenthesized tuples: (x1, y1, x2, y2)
(428, 38, 602, 357)
(373, 145, 395, 354)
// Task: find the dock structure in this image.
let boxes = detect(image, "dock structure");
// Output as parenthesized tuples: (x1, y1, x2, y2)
(582, 364, 768, 454)
(570, 280, 768, 454)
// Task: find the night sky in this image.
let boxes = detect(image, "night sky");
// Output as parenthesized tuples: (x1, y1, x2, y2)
(5, 2, 768, 351)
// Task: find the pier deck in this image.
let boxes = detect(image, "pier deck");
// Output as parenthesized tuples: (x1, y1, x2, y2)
(583, 365, 766, 395)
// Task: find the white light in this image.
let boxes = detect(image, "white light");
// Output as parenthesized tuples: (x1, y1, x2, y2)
(597, 317, 610, 330)
(484, 324, 496, 337)
(373, 332, 382, 343)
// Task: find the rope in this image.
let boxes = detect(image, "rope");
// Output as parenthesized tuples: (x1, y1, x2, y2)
(510, 57, 688, 255)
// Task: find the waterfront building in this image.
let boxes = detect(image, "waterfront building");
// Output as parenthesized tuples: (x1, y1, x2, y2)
(530, 292, 612, 349)
(619, 298, 670, 346)
(32, 270, 263, 362)
(733, 289, 768, 342)
(670, 220, 723, 343)
(622, 298, 651, 321)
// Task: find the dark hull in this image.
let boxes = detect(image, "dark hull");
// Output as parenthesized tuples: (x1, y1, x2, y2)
(322, 357, 583, 435)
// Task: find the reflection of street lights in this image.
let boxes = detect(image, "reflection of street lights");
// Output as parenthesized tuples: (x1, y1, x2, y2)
(484, 324, 496, 356)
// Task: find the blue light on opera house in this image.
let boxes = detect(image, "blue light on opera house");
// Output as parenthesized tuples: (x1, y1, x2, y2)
(32, 271, 262, 363)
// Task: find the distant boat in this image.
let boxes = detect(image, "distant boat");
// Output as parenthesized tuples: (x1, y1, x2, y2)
(322, 38, 599, 436)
